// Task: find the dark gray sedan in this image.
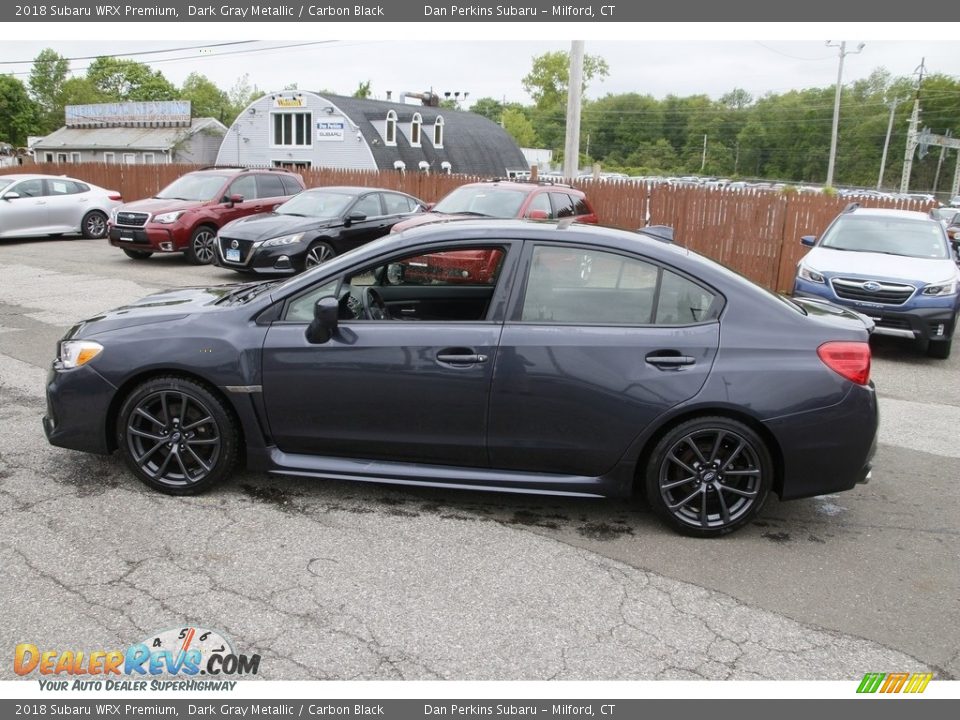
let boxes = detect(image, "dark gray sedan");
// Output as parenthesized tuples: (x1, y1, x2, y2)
(43, 220, 877, 536)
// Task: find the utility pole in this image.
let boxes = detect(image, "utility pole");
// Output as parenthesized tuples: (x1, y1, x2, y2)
(563, 40, 585, 180)
(933, 129, 952, 194)
(825, 40, 864, 188)
(700, 134, 707, 173)
(877, 98, 901, 190)
(901, 59, 926, 193)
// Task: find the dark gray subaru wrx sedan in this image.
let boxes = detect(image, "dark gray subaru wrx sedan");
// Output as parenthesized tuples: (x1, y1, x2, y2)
(44, 220, 878, 536)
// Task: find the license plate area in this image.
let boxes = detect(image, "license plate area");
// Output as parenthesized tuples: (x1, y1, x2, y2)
(225, 249, 241, 262)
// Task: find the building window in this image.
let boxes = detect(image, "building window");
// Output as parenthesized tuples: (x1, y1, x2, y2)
(142, 153, 155, 164)
(272, 159, 312, 171)
(410, 113, 422, 147)
(434, 116, 444, 148)
(123, 153, 136, 164)
(104, 152, 115, 164)
(57, 153, 68, 163)
(272, 112, 312, 147)
(70, 152, 81, 163)
(385, 110, 397, 146)
(44, 152, 54, 163)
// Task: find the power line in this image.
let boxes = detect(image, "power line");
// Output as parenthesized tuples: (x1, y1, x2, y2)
(0, 41, 259, 66)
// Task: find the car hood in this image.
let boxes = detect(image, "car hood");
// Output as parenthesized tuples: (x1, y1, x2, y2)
(117, 197, 210, 215)
(803, 247, 959, 284)
(67, 283, 263, 338)
(219, 212, 341, 241)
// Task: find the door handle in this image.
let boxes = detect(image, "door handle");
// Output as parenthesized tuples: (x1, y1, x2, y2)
(645, 352, 696, 368)
(437, 350, 488, 365)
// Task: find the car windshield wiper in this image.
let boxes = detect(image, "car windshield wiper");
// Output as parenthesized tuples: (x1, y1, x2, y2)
(444, 210, 491, 217)
(229, 280, 282, 304)
(278, 212, 307, 217)
(155, 196, 193, 201)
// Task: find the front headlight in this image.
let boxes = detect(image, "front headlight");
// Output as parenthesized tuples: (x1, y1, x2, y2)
(261, 233, 305, 248)
(922, 279, 958, 297)
(798, 263, 825, 284)
(109, 208, 119, 222)
(153, 210, 185, 224)
(58, 340, 103, 369)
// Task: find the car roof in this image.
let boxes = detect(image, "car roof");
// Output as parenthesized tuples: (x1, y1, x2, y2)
(458, 180, 585, 195)
(301, 186, 413, 195)
(0, 173, 82, 181)
(846, 207, 934, 222)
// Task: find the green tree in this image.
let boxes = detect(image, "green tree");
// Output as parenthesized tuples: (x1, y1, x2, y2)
(60, 77, 106, 107)
(501, 107, 538, 147)
(521, 50, 609, 109)
(180, 72, 231, 122)
(86, 57, 177, 101)
(227, 73, 262, 122)
(0, 75, 37, 145)
(28, 48, 69, 133)
(468, 97, 504, 122)
(352, 80, 372, 99)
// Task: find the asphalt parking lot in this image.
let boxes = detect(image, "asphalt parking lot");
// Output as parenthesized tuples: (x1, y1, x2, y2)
(1, 236, 958, 681)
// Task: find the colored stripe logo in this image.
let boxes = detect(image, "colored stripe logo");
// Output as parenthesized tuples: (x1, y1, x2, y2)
(857, 672, 932, 694)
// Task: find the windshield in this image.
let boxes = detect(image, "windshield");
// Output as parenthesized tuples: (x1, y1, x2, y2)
(433, 186, 528, 218)
(276, 190, 353, 218)
(820, 215, 949, 259)
(155, 173, 231, 201)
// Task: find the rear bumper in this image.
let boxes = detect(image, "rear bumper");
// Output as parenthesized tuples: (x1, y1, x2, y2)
(767, 381, 878, 501)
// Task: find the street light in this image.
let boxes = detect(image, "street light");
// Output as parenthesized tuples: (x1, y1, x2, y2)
(825, 40, 865, 188)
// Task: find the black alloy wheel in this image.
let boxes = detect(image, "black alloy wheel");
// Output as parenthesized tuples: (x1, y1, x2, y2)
(117, 377, 238, 494)
(646, 417, 772, 537)
(186, 226, 217, 265)
(81, 211, 108, 239)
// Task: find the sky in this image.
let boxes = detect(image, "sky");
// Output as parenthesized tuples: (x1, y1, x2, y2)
(2, 36, 958, 108)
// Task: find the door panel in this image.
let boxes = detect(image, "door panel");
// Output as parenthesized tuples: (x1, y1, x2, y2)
(488, 323, 720, 476)
(262, 322, 501, 467)
(1, 179, 49, 236)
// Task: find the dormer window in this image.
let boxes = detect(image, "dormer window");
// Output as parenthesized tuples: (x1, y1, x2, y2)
(385, 110, 397, 146)
(433, 116, 444, 148)
(411, 113, 422, 147)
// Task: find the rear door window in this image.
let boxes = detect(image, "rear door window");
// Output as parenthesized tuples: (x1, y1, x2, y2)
(256, 173, 287, 199)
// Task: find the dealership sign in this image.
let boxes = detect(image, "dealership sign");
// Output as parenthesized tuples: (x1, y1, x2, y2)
(317, 119, 346, 141)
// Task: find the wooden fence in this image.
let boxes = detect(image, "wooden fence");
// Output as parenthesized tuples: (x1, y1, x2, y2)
(2, 163, 933, 293)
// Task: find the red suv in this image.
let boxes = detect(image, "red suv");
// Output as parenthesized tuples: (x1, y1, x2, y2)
(391, 179, 598, 234)
(108, 167, 305, 264)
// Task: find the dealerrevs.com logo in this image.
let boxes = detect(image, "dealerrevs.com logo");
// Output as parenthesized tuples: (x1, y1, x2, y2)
(15, 627, 260, 691)
(857, 672, 933, 694)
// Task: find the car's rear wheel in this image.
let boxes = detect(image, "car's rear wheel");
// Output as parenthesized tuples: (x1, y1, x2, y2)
(186, 226, 217, 265)
(123, 249, 153, 260)
(304, 241, 335, 269)
(117, 377, 239, 495)
(81, 211, 108, 239)
(645, 417, 772, 537)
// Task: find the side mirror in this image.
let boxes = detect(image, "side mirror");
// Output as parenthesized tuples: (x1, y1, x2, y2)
(386, 263, 405, 285)
(344, 211, 366, 227)
(226, 193, 244, 206)
(305, 295, 340, 344)
(526, 209, 549, 220)
(800, 235, 816, 247)
(2, 192, 20, 200)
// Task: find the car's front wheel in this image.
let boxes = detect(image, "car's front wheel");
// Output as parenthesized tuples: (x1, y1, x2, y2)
(117, 377, 239, 495)
(186, 226, 217, 265)
(304, 240, 336, 269)
(645, 416, 772, 537)
(81, 211, 108, 239)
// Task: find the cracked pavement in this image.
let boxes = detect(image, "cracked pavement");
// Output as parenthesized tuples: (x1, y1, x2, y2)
(1, 239, 957, 681)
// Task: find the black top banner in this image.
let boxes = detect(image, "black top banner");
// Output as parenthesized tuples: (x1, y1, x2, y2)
(2, 0, 951, 22)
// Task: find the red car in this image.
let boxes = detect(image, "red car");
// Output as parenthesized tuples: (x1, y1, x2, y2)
(391, 180, 599, 284)
(108, 167, 305, 264)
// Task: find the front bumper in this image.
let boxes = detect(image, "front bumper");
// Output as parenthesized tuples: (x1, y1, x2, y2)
(109, 225, 185, 253)
(794, 279, 956, 342)
(43, 363, 117, 455)
(214, 236, 302, 275)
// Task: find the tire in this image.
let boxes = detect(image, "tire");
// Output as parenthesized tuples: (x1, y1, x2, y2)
(116, 376, 239, 495)
(927, 337, 953, 359)
(185, 226, 218, 265)
(123, 248, 153, 260)
(81, 211, 108, 239)
(304, 240, 336, 270)
(645, 416, 772, 537)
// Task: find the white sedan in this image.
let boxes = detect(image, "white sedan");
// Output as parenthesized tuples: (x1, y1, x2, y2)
(0, 173, 122, 240)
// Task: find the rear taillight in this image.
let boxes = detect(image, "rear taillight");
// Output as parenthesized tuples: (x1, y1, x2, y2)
(817, 341, 871, 385)
(108, 193, 122, 201)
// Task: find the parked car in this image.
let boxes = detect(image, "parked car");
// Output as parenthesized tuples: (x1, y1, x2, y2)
(44, 220, 877, 537)
(107, 167, 305, 264)
(794, 205, 960, 358)
(0, 174, 121, 239)
(390, 179, 598, 234)
(213, 186, 426, 275)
